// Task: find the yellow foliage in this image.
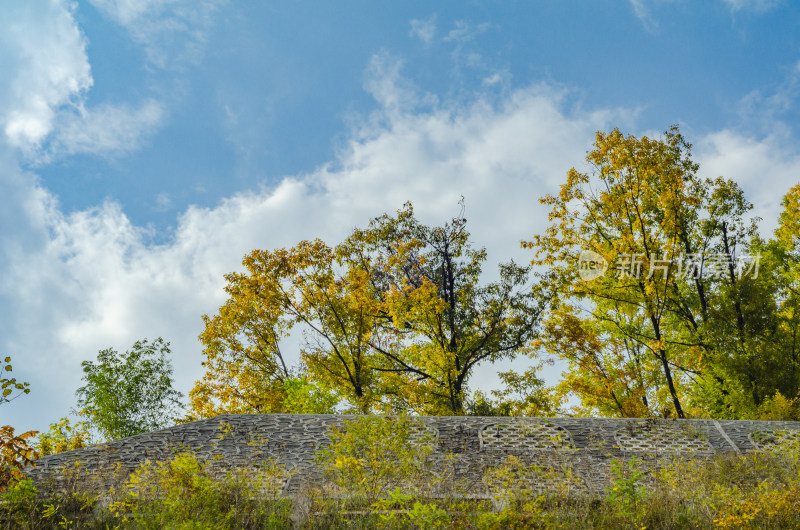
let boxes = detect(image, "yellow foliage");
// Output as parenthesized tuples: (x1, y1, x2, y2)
(0, 425, 39, 492)
(522, 125, 785, 420)
(35, 416, 96, 456)
(193, 201, 540, 416)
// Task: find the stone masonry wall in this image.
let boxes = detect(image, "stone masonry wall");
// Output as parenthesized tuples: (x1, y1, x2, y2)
(27, 415, 800, 497)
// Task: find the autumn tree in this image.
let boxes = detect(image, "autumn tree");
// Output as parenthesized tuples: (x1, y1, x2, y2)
(192, 202, 542, 416)
(191, 239, 382, 415)
(341, 202, 541, 414)
(776, 184, 800, 375)
(523, 126, 786, 419)
(773, 182, 800, 376)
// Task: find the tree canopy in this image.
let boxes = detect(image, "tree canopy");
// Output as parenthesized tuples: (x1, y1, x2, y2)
(191, 202, 542, 416)
(33, 125, 798, 431)
(191, 131, 799, 421)
(76, 338, 184, 440)
(521, 126, 800, 419)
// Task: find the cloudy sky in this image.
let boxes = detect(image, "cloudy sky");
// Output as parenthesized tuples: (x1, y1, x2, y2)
(2, 0, 799, 433)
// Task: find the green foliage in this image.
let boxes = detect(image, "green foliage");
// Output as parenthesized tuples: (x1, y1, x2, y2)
(0, 479, 43, 528)
(604, 457, 647, 522)
(401, 500, 451, 528)
(282, 375, 339, 414)
(1, 477, 37, 505)
(0, 478, 38, 527)
(373, 489, 451, 529)
(76, 337, 184, 440)
(756, 391, 800, 420)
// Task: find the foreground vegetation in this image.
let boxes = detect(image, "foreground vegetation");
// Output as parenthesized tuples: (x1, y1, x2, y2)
(3, 416, 800, 529)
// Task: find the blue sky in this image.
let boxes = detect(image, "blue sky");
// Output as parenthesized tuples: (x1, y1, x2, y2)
(2, 0, 800, 433)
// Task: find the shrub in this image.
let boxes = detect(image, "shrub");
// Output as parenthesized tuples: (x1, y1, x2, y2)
(35, 417, 96, 456)
(0, 355, 38, 493)
(0, 425, 38, 492)
(110, 452, 292, 529)
(0, 478, 38, 527)
(315, 415, 438, 505)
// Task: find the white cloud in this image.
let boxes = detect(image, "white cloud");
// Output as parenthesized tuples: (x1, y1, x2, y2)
(696, 130, 800, 235)
(698, 56, 800, 232)
(88, 0, 227, 68)
(0, 0, 92, 148)
(0, 1, 166, 162)
(629, 0, 659, 32)
(409, 15, 437, 45)
(444, 20, 491, 43)
(628, 0, 685, 33)
(44, 99, 164, 160)
(155, 192, 172, 211)
(438, 20, 499, 77)
(736, 59, 800, 135)
(482, 71, 511, 89)
(363, 53, 424, 115)
(721, 0, 781, 13)
(86, 0, 178, 26)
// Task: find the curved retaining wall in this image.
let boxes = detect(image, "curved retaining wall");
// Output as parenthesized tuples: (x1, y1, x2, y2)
(27, 415, 800, 496)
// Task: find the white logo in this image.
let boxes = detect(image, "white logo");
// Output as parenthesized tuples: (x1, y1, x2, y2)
(577, 250, 608, 281)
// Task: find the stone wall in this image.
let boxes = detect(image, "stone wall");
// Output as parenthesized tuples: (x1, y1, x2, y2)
(27, 414, 800, 497)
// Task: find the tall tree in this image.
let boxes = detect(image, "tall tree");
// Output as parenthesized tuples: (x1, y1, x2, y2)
(342, 202, 541, 414)
(77, 338, 184, 440)
(524, 126, 779, 418)
(742, 183, 800, 416)
(192, 202, 541, 416)
(775, 183, 800, 372)
(191, 239, 381, 415)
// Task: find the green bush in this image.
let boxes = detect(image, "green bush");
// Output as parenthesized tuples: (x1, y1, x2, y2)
(315, 415, 438, 504)
(110, 452, 292, 529)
